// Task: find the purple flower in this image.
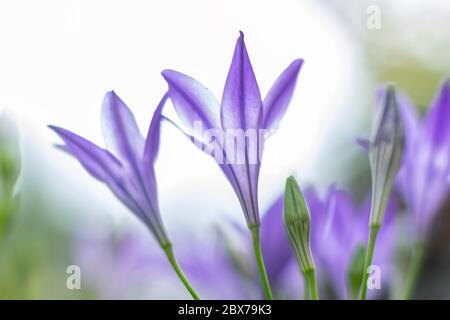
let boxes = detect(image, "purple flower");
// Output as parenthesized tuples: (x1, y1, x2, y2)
(306, 186, 397, 299)
(395, 79, 450, 235)
(49, 91, 171, 247)
(161, 32, 303, 228)
(76, 228, 252, 299)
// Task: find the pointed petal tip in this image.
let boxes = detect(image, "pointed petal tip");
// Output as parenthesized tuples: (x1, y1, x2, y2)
(235, 31, 245, 48)
(48, 125, 79, 142)
(161, 69, 180, 82)
(161, 69, 171, 77)
(48, 125, 65, 138)
(292, 58, 304, 68)
(102, 91, 121, 109)
(48, 124, 64, 134)
(48, 126, 75, 149)
(105, 90, 117, 98)
(288, 59, 304, 75)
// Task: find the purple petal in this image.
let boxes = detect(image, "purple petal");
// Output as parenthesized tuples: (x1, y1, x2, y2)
(262, 59, 303, 129)
(101, 91, 145, 162)
(49, 126, 141, 214)
(101, 91, 163, 226)
(356, 138, 370, 152)
(164, 115, 261, 226)
(162, 69, 221, 133)
(421, 76, 450, 221)
(138, 93, 169, 228)
(227, 162, 262, 226)
(49, 125, 123, 182)
(397, 93, 419, 151)
(308, 186, 365, 298)
(144, 92, 169, 166)
(423, 79, 450, 149)
(220, 32, 263, 130)
(50, 126, 169, 244)
(399, 79, 450, 228)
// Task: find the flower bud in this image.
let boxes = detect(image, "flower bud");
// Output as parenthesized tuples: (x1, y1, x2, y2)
(283, 176, 315, 273)
(369, 85, 404, 227)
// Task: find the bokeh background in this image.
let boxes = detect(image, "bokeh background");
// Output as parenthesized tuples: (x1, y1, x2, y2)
(0, 0, 449, 299)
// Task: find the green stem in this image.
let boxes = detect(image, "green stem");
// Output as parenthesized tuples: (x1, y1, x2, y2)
(302, 273, 310, 300)
(250, 226, 273, 300)
(360, 225, 380, 300)
(403, 241, 424, 300)
(305, 270, 318, 300)
(163, 244, 200, 300)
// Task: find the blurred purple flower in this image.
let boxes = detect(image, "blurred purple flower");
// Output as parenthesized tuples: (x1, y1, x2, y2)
(76, 185, 397, 300)
(259, 186, 397, 299)
(161, 31, 303, 227)
(260, 196, 292, 287)
(49, 92, 171, 246)
(306, 186, 397, 299)
(395, 79, 450, 235)
(76, 228, 251, 299)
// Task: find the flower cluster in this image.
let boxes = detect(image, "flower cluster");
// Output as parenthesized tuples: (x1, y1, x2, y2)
(50, 32, 450, 300)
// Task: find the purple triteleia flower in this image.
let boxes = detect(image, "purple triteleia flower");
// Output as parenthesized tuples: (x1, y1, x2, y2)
(49, 91, 171, 247)
(161, 32, 303, 228)
(395, 79, 450, 236)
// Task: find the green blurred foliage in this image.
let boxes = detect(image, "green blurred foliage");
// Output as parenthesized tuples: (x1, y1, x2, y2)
(0, 115, 94, 299)
(371, 54, 444, 113)
(0, 177, 95, 299)
(0, 115, 21, 246)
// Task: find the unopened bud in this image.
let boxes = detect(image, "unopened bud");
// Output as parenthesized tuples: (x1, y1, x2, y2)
(283, 176, 315, 273)
(369, 85, 404, 227)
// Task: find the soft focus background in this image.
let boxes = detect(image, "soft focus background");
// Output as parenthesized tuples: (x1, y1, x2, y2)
(0, 0, 449, 299)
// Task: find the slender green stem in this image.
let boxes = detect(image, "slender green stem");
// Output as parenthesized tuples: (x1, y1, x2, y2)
(302, 273, 310, 300)
(305, 270, 318, 300)
(403, 241, 424, 300)
(163, 244, 200, 300)
(360, 226, 380, 300)
(250, 226, 273, 300)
